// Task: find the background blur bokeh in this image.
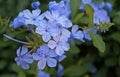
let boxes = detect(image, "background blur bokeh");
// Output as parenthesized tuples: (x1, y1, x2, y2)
(0, 0, 120, 77)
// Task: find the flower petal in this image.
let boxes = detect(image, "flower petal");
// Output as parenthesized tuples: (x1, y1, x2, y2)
(21, 62, 29, 69)
(23, 54, 33, 63)
(42, 32, 51, 42)
(38, 58, 46, 70)
(21, 46, 28, 55)
(32, 9, 41, 17)
(16, 47, 21, 56)
(47, 58, 57, 67)
(72, 25, 79, 33)
(47, 40, 57, 49)
(61, 42, 70, 51)
(56, 45, 64, 56)
(23, 9, 32, 18)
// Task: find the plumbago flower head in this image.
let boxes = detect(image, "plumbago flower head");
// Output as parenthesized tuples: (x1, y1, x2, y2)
(15, 46, 33, 69)
(33, 44, 57, 69)
(4, 0, 113, 76)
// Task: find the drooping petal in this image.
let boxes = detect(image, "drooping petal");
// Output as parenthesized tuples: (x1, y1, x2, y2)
(61, 42, 70, 51)
(38, 71, 50, 77)
(47, 58, 57, 67)
(47, 40, 57, 49)
(72, 25, 79, 33)
(21, 46, 28, 55)
(21, 62, 30, 69)
(16, 47, 21, 56)
(38, 58, 47, 70)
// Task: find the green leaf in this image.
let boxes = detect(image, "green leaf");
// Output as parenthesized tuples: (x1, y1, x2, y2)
(89, 32, 105, 53)
(119, 56, 120, 66)
(111, 32, 120, 43)
(93, 0, 102, 3)
(69, 45, 80, 54)
(0, 60, 6, 70)
(72, 12, 84, 24)
(18, 72, 26, 77)
(70, 0, 82, 18)
(105, 57, 117, 66)
(64, 65, 88, 77)
(85, 4, 94, 27)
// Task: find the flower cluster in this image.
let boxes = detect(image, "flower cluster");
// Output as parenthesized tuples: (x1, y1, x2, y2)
(4, 0, 112, 77)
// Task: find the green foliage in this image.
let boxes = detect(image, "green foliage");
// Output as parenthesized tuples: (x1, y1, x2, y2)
(90, 32, 105, 53)
(70, 0, 82, 18)
(97, 22, 114, 32)
(0, 0, 120, 77)
(64, 65, 88, 77)
(85, 4, 94, 27)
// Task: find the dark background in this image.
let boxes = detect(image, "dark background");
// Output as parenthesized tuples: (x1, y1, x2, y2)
(0, 0, 120, 77)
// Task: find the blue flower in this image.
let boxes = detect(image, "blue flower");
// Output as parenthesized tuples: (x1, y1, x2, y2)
(94, 9, 110, 24)
(82, 0, 92, 4)
(35, 20, 59, 42)
(57, 64, 64, 77)
(105, 2, 112, 12)
(45, 11, 72, 28)
(48, 35, 70, 56)
(31, 1, 40, 9)
(45, 11, 72, 38)
(49, 1, 71, 17)
(83, 30, 91, 41)
(33, 44, 57, 70)
(56, 55, 66, 62)
(10, 12, 25, 28)
(83, 28, 97, 41)
(71, 25, 84, 42)
(38, 71, 50, 77)
(23, 9, 44, 26)
(15, 46, 33, 69)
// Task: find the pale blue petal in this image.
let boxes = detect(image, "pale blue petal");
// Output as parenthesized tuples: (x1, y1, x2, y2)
(21, 62, 29, 69)
(21, 46, 28, 55)
(16, 47, 21, 56)
(38, 58, 46, 69)
(35, 26, 46, 35)
(56, 45, 64, 56)
(47, 58, 57, 67)
(45, 11, 53, 20)
(32, 53, 42, 60)
(61, 42, 70, 51)
(58, 16, 72, 28)
(23, 9, 32, 18)
(42, 32, 51, 42)
(23, 54, 33, 63)
(72, 25, 79, 33)
(47, 40, 57, 49)
(32, 9, 41, 17)
(40, 44, 49, 54)
(48, 49, 57, 57)
(38, 71, 50, 77)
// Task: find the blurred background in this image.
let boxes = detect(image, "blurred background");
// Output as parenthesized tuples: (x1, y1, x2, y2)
(0, 0, 120, 77)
